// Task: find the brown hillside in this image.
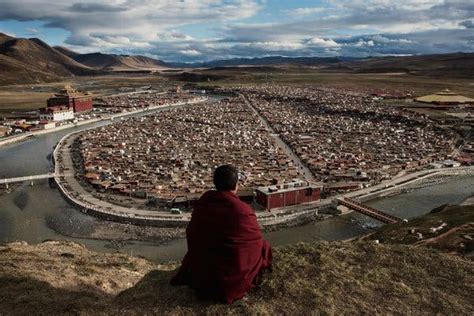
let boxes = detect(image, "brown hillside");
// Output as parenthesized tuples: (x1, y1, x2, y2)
(0, 32, 14, 45)
(0, 37, 95, 77)
(0, 240, 472, 315)
(53, 45, 81, 59)
(74, 52, 167, 71)
(0, 54, 59, 85)
(333, 53, 474, 77)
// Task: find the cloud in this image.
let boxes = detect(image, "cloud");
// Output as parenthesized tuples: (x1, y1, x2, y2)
(0, 0, 263, 46)
(68, 3, 128, 13)
(287, 7, 327, 16)
(307, 38, 340, 48)
(0, 0, 472, 61)
(355, 39, 375, 47)
(459, 20, 474, 28)
(180, 49, 201, 56)
(25, 27, 39, 34)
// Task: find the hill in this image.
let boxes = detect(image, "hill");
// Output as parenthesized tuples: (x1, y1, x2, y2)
(330, 53, 474, 77)
(53, 46, 81, 59)
(367, 204, 474, 256)
(0, 54, 56, 85)
(73, 52, 168, 71)
(0, 36, 95, 77)
(1, 32, 473, 85)
(0, 33, 99, 84)
(0, 33, 168, 85)
(170, 56, 352, 68)
(0, 202, 473, 314)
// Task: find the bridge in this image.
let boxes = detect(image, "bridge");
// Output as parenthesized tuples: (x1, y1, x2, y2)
(335, 197, 401, 224)
(0, 173, 63, 188)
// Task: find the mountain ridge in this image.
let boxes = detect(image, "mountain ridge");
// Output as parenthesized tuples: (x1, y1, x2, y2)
(0, 32, 473, 85)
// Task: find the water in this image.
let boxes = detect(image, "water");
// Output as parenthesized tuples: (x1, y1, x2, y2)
(0, 105, 473, 262)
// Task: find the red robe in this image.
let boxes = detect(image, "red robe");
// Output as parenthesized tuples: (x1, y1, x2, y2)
(171, 190, 272, 304)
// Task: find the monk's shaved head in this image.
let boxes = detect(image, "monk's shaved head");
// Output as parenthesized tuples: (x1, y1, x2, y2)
(214, 165, 239, 191)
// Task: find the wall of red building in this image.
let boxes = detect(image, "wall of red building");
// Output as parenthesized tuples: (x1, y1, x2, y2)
(47, 98, 70, 108)
(73, 98, 93, 112)
(47, 97, 92, 112)
(256, 191, 268, 208)
(268, 193, 284, 209)
(260, 187, 321, 210)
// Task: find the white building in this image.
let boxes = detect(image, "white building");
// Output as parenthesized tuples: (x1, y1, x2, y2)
(39, 106, 74, 122)
(38, 121, 56, 130)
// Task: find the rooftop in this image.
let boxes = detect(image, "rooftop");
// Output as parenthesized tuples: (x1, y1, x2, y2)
(52, 85, 92, 98)
(415, 89, 474, 104)
(256, 179, 322, 195)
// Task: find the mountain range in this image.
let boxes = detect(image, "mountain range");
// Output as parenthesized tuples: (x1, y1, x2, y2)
(0, 32, 472, 85)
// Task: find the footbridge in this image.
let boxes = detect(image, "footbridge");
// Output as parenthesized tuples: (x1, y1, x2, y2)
(0, 173, 66, 187)
(335, 197, 401, 224)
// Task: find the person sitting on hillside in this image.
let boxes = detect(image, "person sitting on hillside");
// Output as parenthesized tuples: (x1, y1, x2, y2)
(170, 164, 272, 304)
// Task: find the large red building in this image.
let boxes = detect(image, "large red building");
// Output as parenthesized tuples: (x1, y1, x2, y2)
(255, 179, 322, 211)
(47, 86, 93, 113)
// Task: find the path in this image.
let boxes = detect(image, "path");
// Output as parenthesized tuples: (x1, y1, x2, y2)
(239, 93, 316, 182)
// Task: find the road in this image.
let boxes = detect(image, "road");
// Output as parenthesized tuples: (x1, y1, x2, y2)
(56, 133, 190, 220)
(239, 93, 316, 182)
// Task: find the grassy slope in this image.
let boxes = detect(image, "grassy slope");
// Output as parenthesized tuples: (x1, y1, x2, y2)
(367, 205, 474, 256)
(0, 239, 472, 315)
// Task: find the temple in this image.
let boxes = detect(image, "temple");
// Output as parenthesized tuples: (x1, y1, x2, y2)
(47, 85, 93, 113)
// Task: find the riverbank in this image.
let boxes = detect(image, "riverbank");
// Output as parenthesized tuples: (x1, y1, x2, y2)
(55, 125, 474, 227)
(3, 198, 472, 314)
(42, 171, 472, 245)
(0, 117, 102, 148)
(0, 95, 208, 148)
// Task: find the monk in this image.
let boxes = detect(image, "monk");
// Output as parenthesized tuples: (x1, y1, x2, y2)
(170, 165, 272, 304)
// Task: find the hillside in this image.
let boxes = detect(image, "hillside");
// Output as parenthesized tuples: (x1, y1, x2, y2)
(0, 54, 57, 85)
(0, 33, 99, 85)
(368, 204, 474, 255)
(0, 33, 167, 85)
(1, 32, 473, 85)
(170, 56, 350, 68)
(0, 36, 95, 76)
(331, 52, 474, 77)
(1, 231, 472, 314)
(53, 46, 81, 59)
(73, 52, 168, 71)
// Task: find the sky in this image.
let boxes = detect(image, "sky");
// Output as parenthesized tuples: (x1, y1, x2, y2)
(0, 0, 473, 62)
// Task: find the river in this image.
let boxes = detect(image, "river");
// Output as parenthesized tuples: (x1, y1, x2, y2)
(0, 102, 473, 263)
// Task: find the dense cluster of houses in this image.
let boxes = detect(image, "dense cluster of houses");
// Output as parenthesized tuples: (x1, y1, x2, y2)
(224, 85, 457, 183)
(94, 91, 196, 113)
(78, 97, 302, 199)
(74, 84, 467, 207)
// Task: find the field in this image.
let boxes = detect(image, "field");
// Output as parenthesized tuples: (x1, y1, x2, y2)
(1, 70, 473, 115)
(0, 74, 168, 115)
(191, 69, 474, 97)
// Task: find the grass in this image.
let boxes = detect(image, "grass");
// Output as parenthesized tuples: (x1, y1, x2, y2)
(0, 238, 472, 315)
(0, 74, 170, 114)
(368, 204, 474, 246)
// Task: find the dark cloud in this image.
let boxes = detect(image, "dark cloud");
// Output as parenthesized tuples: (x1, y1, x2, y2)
(68, 3, 128, 13)
(460, 20, 474, 28)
